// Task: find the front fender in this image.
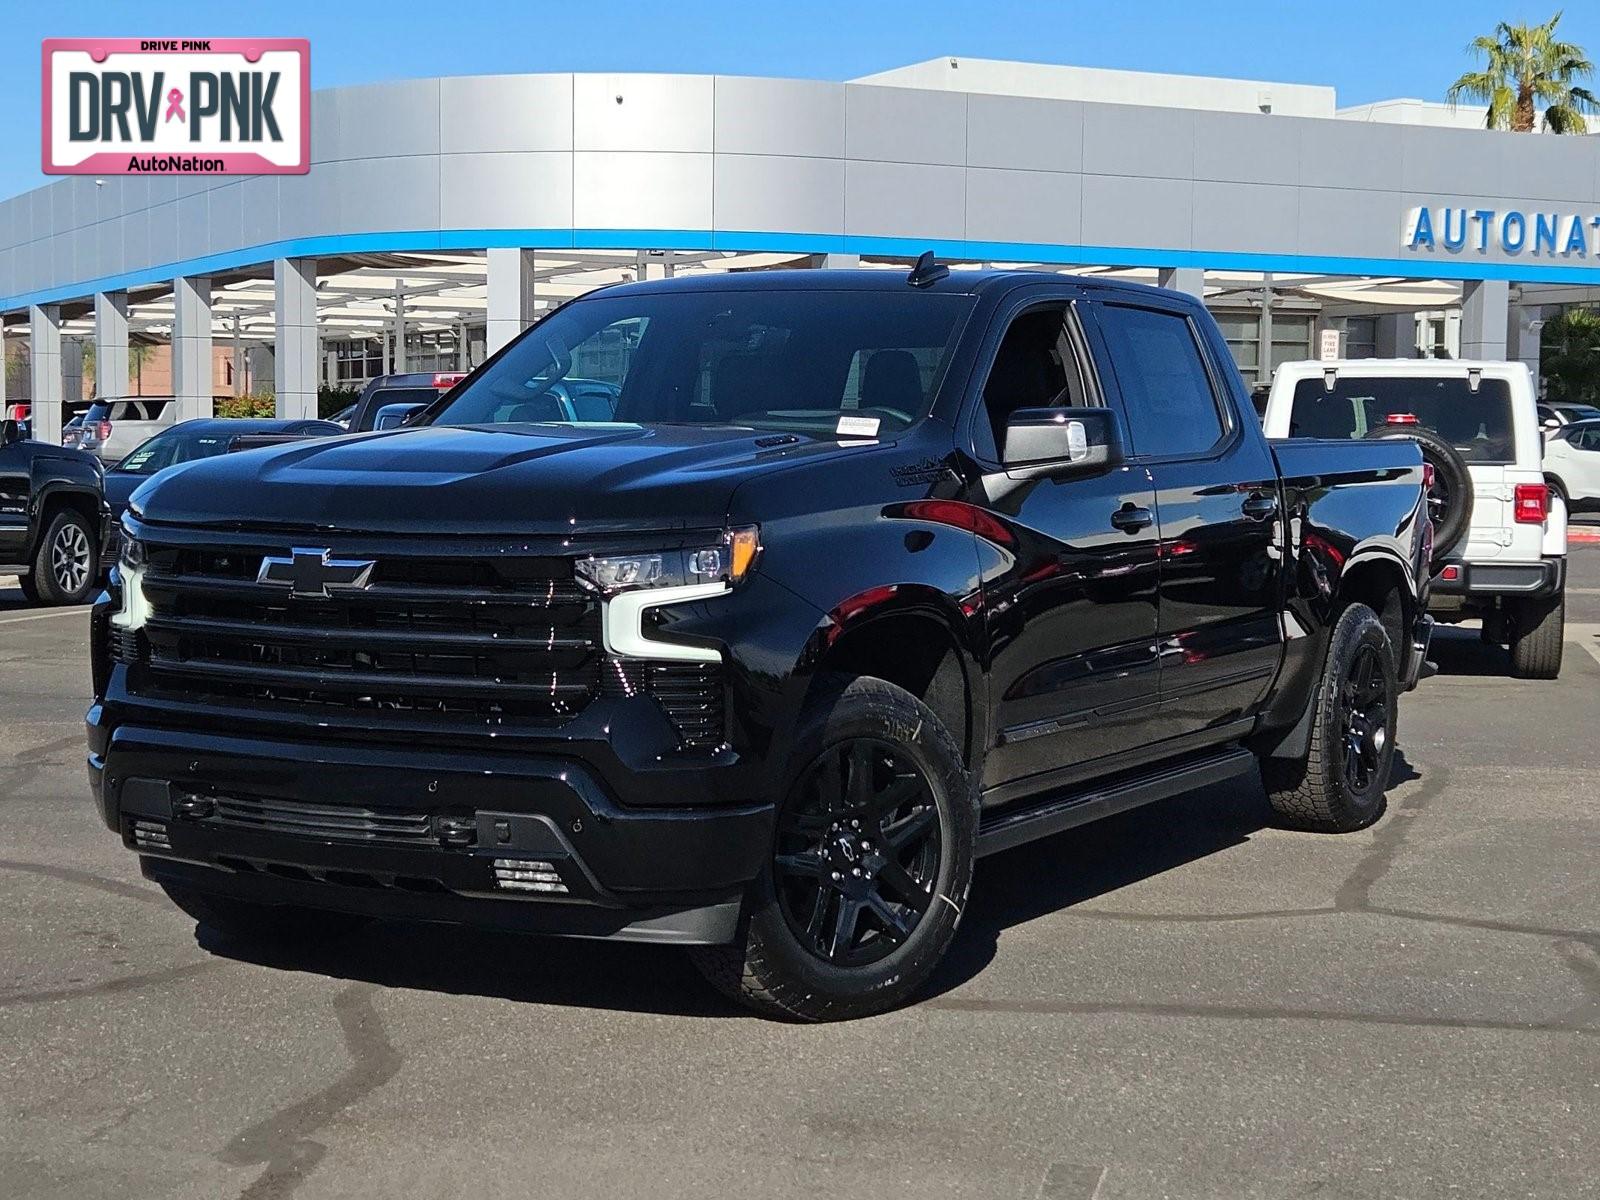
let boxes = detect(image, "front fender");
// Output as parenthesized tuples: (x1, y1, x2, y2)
(27, 477, 106, 558)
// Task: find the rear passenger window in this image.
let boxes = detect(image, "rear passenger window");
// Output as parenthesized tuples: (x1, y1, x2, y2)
(1096, 305, 1226, 458)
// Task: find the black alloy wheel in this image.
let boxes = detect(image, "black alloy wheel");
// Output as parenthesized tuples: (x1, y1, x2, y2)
(690, 675, 976, 1021)
(773, 738, 941, 967)
(1338, 644, 1389, 794)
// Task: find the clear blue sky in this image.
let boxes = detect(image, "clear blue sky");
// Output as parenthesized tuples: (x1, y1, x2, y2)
(5, 0, 1596, 198)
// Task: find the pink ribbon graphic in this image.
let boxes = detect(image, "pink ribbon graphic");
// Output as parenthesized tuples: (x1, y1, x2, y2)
(164, 88, 185, 123)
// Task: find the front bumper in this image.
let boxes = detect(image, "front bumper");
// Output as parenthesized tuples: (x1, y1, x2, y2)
(87, 713, 773, 945)
(1428, 555, 1566, 601)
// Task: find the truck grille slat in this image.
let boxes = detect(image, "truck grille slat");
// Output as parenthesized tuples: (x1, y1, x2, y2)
(128, 536, 602, 728)
(208, 794, 436, 844)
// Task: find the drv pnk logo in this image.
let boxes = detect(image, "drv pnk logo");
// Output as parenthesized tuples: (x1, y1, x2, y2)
(42, 38, 309, 176)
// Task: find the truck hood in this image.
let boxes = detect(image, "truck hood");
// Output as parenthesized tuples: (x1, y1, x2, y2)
(129, 422, 867, 536)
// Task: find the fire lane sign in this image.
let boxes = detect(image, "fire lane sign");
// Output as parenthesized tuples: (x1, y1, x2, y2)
(43, 38, 309, 176)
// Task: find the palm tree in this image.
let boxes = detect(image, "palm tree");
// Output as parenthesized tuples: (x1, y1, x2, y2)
(1541, 307, 1600, 405)
(1447, 11, 1599, 132)
(128, 342, 150, 395)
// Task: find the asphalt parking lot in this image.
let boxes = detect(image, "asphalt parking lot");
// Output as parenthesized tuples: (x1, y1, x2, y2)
(2, 554, 1597, 1200)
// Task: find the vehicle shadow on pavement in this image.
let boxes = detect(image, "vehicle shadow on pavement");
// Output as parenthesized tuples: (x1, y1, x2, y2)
(197, 919, 740, 1018)
(1424, 626, 1515, 677)
(922, 751, 1423, 1002)
(192, 752, 1425, 1021)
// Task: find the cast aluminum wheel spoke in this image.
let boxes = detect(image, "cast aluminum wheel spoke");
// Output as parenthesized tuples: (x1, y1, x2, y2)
(775, 851, 828, 879)
(865, 772, 923, 818)
(845, 742, 875, 809)
(875, 858, 931, 913)
(881, 806, 935, 853)
(828, 896, 863, 960)
(865, 892, 916, 944)
(803, 886, 834, 949)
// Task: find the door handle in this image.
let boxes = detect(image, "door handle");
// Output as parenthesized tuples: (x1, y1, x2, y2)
(1241, 492, 1279, 520)
(1110, 504, 1154, 533)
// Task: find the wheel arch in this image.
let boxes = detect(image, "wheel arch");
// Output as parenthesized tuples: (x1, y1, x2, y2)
(27, 482, 102, 561)
(796, 586, 983, 771)
(1336, 550, 1413, 660)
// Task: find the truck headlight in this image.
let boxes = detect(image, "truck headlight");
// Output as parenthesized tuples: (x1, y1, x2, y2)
(578, 527, 759, 663)
(576, 527, 760, 595)
(119, 534, 146, 573)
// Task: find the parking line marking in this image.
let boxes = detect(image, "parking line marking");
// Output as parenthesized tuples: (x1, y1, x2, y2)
(0, 607, 90, 626)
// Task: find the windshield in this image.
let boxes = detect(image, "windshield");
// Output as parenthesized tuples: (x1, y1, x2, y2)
(429, 289, 973, 437)
(112, 426, 238, 475)
(1288, 376, 1516, 464)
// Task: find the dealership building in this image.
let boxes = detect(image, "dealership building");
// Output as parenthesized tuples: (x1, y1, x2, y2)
(5, 56, 1600, 443)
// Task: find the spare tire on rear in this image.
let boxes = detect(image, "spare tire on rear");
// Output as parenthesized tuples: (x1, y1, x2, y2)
(1363, 425, 1473, 563)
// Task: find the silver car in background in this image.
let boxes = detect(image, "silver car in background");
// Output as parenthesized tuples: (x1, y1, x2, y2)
(64, 397, 176, 463)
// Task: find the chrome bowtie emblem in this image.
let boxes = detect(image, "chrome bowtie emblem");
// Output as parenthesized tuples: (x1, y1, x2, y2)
(257, 547, 376, 598)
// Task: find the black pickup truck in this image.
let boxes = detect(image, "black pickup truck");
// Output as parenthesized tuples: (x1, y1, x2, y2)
(88, 267, 1432, 1020)
(0, 417, 107, 605)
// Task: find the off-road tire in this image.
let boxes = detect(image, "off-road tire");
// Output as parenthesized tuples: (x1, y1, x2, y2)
(1261, 602, 1397, 833)
(30, 507, 98, 605)
(1508, 589, 1564, 680)
(1365, 425, 1473, 563)
(158, 881, 372, 943)
(691, 675, 977, 1021)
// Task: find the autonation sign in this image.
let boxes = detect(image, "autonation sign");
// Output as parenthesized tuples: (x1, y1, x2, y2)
(42, 38, 309, 176)
(1404, 204, 1600, 258)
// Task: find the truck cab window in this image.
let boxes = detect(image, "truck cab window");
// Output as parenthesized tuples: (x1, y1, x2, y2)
(982, 305, 1084, 457)
(1095, 304, 1227, 459)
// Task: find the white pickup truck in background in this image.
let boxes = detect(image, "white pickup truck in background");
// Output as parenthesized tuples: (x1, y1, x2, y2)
(1264, 360, 1567, 679)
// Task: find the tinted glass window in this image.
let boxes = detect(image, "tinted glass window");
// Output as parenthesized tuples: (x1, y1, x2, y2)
(1569, 426, 1600, 451)
(88, 399, 170, 422)
(432, 291, 972, 437)
(1095, 305, 1226, 457)
(371, 388, 439, 408)
(980, 305, 1086, 457)
(1288, 377, 1515, 464)
(112, 426, 235, 475)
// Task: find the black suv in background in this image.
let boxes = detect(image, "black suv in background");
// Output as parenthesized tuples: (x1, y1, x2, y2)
(90, 267, 1431, 1019)
(0, 417, 107, 604)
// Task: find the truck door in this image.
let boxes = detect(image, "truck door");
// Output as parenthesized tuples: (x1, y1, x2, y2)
(0, 435, 28, 560)
(1085, 299, 1283, 743)
(961, 298, 1163, 790)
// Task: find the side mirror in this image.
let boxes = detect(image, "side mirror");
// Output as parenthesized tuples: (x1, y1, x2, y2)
(0, 419, 21, 447)
(1542, 417, 1562, 431)
(373, 402, 425, 431)
(1002, 407, 1122, 475)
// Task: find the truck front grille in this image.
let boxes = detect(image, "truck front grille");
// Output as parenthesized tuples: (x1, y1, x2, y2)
(205, 793, 438, 845)
(128, 534, 602, 730)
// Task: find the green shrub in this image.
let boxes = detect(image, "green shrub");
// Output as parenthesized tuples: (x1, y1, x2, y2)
(213, 392, 277, 419)
(319, 386, 360, 420)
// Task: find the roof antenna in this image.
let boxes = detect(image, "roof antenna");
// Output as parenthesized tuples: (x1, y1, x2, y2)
(906, 251, 949, 288)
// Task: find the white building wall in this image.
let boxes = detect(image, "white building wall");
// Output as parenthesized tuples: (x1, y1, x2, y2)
(853, 57, 1336, 117)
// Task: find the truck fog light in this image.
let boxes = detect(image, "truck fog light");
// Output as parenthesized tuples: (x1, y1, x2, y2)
(131, 819, 172, 851)
(492, 858, 569, 894)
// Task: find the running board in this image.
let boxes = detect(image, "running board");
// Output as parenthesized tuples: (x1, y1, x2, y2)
(975, 747, 1256, 858)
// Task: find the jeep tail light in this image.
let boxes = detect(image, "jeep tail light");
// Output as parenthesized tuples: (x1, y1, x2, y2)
(1513, 482, 1549, 524)
(1386, 413, 1419, 425)
(93, 420, 112, 442)
(1422, 463, 1435, 490)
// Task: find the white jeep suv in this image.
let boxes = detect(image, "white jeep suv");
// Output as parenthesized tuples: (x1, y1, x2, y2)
(1265, 360, 1566, 679)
